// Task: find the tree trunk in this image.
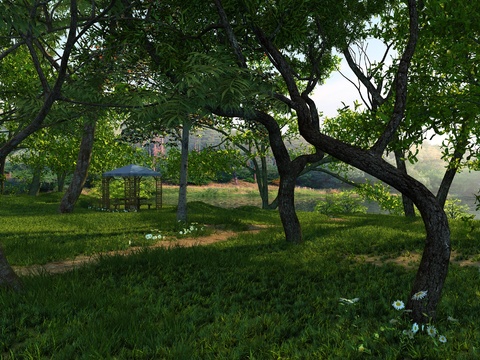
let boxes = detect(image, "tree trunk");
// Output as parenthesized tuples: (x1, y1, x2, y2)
(406, 195, 450, 323)
(0, 246, 23, 292)
(394, 150, 416, 217)
(59, 120, 96, 213)
(277, 170, 302, 243)
(0, 156, 6, 195)
(436, 148, 465, 208)
(252, 155, 270, 209)
(57, 171, 67, 192)
(28, 168, 42, 196)
(301, 131, 450, 322)
(176, 119, 191, 223)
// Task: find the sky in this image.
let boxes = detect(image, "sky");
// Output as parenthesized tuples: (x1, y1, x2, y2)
(311, 44, 443, 146)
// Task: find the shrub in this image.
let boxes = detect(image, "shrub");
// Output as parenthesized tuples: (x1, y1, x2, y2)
(315, 191, 367, 216)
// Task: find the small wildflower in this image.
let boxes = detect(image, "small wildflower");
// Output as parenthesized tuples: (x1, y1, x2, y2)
(152, 235, 158, 240)
(411, 323, 419, 334)
(426, 325, 437, 337)
(128, 240, 132, 246)
(403, 330, 415, 339)
(392, 300, 405, 310)
(339, 297, 359, 305)
(411, 290, 428, 300)
(145, 234, 153, 240)
(438, 335, 447, 343)
(179, 231, 183, 235)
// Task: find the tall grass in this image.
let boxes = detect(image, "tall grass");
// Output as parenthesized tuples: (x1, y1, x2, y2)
(1, 193, 480, 359)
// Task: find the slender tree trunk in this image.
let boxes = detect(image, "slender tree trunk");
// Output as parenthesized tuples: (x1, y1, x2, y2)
(59, 120, 96, 213)
(0, 245, 23, 292)
(0, 156, 6, 195)
(252, 155, 270, 209)
(177, 119, 191, 223)
(436, 148, 465, 208)
(395, 150, 415, 217)
(28, 168, 42, 196)
(259, 152, 269, 209)
(57, 172, 67, 192)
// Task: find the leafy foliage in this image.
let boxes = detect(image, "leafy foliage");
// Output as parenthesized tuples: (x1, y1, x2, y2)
(315, 190, 367, 216)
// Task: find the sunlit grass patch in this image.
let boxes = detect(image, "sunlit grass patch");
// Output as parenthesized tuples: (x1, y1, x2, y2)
(1, 193, 480, 358)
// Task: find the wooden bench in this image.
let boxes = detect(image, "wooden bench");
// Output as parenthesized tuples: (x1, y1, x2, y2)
(139, 198, 153, 209)
(111, 197, 153, 210)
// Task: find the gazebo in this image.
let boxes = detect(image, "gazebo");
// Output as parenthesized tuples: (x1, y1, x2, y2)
(101, 164, 162, 211)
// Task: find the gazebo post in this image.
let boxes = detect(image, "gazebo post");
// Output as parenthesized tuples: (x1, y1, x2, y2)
(102, 177, 111, 209)
(155, 176, 162, 209)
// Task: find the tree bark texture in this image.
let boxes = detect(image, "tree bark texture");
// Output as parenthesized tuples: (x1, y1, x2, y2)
(176, 119, 191, 223)
(277, 168, 302, 243)
(0, 246, 23, 292)
(59, 120, 96, 213)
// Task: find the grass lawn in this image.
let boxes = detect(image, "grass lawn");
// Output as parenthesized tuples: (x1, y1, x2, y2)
(1, 191, 480, 359)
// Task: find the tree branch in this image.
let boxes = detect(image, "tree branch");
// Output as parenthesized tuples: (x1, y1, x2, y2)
(371, 0, 419, 154)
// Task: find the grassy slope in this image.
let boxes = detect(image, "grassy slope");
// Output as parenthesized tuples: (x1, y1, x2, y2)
(1, 192, 480, 359)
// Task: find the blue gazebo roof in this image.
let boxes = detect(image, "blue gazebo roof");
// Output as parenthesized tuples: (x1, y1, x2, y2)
(102, 164, 161, 178)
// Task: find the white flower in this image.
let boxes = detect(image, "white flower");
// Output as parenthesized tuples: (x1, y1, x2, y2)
(152, 235, 158, 240)
(128, 240, 132, 246)
(411, 290, 428, 300)
(438, 335, 447, 343)
(411, 323, 419, 334)
(145, 234, 153, 240)
(339, 297, 359, 305)
(426, 325, 437, 337)
(392, 300, 405, 310)
(179, 231, 183, 235)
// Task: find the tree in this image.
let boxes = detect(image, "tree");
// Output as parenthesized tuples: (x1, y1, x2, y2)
(199, 0, 451, 323)
(0, 0, 120, 289)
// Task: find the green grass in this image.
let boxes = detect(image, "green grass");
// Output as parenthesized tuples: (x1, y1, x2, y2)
(1, 192, 480, 359)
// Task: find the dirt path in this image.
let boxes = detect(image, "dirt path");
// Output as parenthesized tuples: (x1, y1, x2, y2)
(353, 250, 480, 269)
(13, 226, 480, 276)
(13, 228, 255, 277)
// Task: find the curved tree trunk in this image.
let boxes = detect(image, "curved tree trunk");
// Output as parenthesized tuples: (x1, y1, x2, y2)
(301, 131, 450, 322)
(277, 168, 302, 243)
(176, 119, 191, 223)
(406, 196, 450, 323)
(0, 246, 23, 292)
(59, 120, 96, 213)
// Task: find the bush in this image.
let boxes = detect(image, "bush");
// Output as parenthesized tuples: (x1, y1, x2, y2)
(444, 198, 472, 220)
(315, 191, 367, 216)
